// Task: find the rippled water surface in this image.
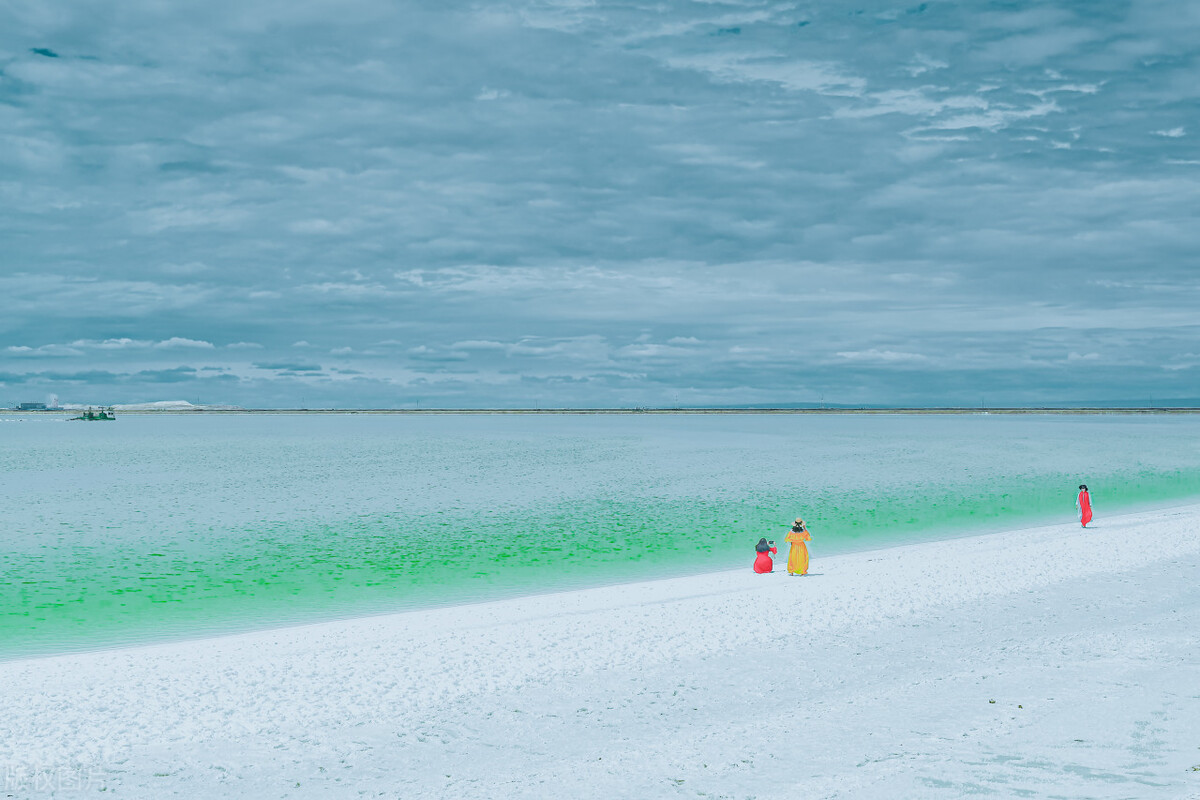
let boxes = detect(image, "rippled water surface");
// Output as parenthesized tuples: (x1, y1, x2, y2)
(3, 412, 1199, 659)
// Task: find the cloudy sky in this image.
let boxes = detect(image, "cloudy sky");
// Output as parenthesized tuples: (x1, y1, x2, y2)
(2, 0, 1198, 408)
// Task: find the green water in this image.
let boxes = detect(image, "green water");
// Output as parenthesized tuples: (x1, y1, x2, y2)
(3, 413, 1199, 659)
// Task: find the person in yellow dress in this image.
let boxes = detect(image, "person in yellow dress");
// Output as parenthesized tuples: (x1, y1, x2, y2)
(785, 517, 811, 576)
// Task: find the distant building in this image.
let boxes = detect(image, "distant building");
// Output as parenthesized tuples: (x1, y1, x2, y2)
(17, 402, 48, 410)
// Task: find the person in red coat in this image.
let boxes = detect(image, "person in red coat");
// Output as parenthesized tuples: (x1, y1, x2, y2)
(1077, 484, 1093, 528)
(753, 538, 777, 573)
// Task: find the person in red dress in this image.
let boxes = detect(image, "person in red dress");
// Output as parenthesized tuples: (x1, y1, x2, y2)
(753, 538, 777, 573)
(1077, 484, 1093, 528)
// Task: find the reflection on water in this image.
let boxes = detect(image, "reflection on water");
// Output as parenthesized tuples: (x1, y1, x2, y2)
(3, 413, 1199, 659)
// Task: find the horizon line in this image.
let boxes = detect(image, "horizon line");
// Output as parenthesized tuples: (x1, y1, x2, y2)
(10, 406, 1200, 415)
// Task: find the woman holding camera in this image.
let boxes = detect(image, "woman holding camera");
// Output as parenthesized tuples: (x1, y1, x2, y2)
(753, 538, 777, 573)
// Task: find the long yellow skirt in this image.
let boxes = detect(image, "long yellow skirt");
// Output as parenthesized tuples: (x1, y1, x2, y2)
(787, 542, 809, 575)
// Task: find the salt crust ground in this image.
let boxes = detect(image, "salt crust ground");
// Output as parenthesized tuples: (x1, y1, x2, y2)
(3, 505, 1200, 799)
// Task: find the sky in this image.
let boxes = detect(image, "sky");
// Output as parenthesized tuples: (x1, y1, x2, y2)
(2, 0, 1198, 408)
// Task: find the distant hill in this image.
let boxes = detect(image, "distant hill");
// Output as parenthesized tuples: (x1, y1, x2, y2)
(60, 400, 246, 412)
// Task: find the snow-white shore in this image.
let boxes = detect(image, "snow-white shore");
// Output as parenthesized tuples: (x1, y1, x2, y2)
(4, 505, 1200, 799)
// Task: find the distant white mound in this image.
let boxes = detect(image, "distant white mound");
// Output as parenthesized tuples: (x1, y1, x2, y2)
(113, 400, 198, 411)
(61, 401, 245, 411)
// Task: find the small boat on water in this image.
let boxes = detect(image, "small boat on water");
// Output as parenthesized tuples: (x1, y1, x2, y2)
(69, 407, 116, 421)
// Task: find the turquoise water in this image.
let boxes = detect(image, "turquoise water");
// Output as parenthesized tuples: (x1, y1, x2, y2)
(3, 413, 1199, 659)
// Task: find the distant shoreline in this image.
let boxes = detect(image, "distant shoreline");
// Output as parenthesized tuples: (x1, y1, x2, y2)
(8, 407, 1200, 415)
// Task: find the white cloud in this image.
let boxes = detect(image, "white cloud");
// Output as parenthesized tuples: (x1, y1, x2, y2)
(5, 344, 82, 357)
(132, 203, 246, 234)
(924, 100, 1060, 132)
(155, 337, 215, 349)
(1163, 353, 1198, 371)
(834, 89, 988, 121)
(904, 55, 949, 77)
(450, 340, 507, 351)
(299, 281, 389, 298)
(665, 53, 865, 96)
(160, 261, 210, 276)
(71, 338, 153, 350)
(836, 350, 930, 363)
(288, 218, 357, 235)
(618, 343, 695, 358)
(660, 143, 765, 170)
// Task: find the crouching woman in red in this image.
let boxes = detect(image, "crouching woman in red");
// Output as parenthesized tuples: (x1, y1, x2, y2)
(753, 537, 777, 573)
